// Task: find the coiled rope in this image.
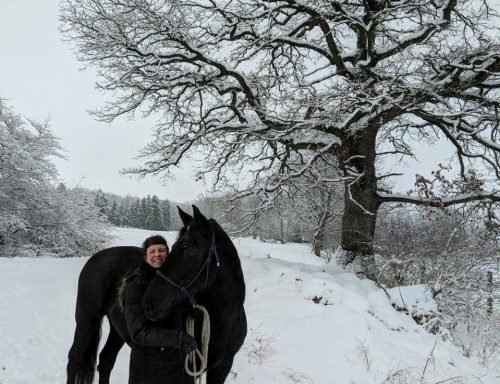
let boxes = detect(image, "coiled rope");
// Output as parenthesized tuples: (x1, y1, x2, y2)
(184, 305, 210, 384)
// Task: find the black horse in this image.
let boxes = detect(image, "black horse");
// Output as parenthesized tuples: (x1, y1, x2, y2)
(67, 206, 247, 384)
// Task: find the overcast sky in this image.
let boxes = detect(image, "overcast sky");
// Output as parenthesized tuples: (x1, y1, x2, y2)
(0, 0, 208, 203)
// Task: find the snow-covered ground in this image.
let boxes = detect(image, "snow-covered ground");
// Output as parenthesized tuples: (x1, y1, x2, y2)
(0, 227, 498, 383)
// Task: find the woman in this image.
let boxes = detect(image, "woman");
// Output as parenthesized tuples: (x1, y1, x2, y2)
(123, 235, 197, 384)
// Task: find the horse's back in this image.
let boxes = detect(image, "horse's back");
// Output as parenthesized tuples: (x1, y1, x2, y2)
(75, 246, 143, 320)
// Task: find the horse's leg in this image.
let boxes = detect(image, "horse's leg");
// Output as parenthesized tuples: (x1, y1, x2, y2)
(206, 356, 235, 384)
(97, 323, 125, 384)
(67, 317, 102, 384)
(207, 314, 247, 384)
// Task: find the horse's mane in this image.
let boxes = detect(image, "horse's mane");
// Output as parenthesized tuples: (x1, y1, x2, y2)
(209, 219, 242, 273)
(116, 267, 140, 312)
(209, 219, 226, 242)
(116, 277, 128, 312)
(176, 224, 188, 240)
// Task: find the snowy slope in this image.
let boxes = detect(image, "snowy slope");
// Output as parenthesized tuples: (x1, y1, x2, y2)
(0, 227, 497, 384)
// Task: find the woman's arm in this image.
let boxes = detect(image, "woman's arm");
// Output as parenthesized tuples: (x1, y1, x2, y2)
(124, 279, 183, 348)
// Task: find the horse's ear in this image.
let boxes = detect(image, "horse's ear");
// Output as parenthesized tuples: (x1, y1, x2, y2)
(177, 206, 193, 226)
(192, 205, 210, 235)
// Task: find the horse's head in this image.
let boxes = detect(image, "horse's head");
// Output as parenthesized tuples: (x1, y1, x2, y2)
(143, 205, 220, 321)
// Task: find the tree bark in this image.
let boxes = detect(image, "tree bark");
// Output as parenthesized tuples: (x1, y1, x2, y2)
(339, 128, 379, 279)
(341, 177, 378, 255)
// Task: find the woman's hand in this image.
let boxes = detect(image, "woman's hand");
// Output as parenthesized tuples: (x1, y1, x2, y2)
(180, 334, 198, 354)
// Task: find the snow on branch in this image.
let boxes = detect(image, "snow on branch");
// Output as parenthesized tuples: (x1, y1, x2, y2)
(377, 190, 500, 207)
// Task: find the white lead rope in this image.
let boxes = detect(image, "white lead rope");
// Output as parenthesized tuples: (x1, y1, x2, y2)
(184, 305, 210, 384)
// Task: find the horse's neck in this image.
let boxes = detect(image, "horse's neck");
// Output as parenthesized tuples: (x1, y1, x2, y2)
(198, 253, 245, 314)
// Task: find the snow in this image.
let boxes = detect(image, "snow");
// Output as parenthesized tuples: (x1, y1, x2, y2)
(387, 285, 438, 316)
(0, 226, 497, 384)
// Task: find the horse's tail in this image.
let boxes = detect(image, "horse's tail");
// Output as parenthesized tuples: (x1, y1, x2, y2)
(67, 317, 103, 384)
(79, 319, 102, 384)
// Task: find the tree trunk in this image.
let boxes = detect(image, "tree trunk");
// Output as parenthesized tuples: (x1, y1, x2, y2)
(339, 128, 379, 280)
(312, 191, 333, 257)
(252, 220, 258, 239)
(341, 177, 378, 254)
(279, 216, 285, 244)
(312, 225, 325, 257)
(487, 271, 493, 315)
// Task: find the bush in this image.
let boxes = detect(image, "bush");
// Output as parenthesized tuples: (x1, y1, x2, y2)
(374, 205, 499, 367)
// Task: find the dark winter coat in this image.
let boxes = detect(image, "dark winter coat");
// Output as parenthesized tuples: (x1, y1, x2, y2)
(123, 261, 192, 384)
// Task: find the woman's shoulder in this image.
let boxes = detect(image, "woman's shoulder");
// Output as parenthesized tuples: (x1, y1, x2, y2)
(138, 261, 157, 279)
(126, 266, 151, 290)
(126, 261, 156, 284)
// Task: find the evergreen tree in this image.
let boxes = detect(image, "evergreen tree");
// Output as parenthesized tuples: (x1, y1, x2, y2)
(108, 200, 118, 225)
(94, 189, 109, 216)
(162, 200, 171, 230)
(118, 201, 127, 227)
(130, 199, 142, 228)
(146, 195, 154, 229)
(150, 195, 163, 230)
(139, 197, 148, 229)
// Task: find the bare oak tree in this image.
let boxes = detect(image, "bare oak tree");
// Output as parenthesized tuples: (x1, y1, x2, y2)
(60, 0, 500, 276)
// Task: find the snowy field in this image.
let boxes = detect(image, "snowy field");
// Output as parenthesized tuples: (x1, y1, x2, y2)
(0, 227, 498, 384)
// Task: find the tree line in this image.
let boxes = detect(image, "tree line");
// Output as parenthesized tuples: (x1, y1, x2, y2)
(93, 190, 177, 231)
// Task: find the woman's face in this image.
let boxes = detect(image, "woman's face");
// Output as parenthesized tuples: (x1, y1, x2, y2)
(145, 244, 168, 268)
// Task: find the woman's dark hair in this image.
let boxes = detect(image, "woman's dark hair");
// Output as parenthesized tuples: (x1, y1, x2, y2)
(142, 235, 169, 253)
